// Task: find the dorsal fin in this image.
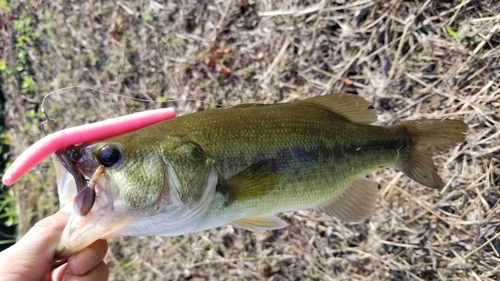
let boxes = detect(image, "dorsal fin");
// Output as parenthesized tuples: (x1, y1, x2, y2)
(296, 94, 377, 124)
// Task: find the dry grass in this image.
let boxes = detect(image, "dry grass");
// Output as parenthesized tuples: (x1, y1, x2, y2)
(1, 0, 499, 280)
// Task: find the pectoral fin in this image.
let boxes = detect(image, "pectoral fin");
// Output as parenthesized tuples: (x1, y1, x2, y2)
(231, 215, 288, 232)
(319, 177, 378, 222)
(217, 159, 279, 206)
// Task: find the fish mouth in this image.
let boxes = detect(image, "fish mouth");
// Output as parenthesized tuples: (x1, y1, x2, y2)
(53, 155, 77, 208)
(55, 205, 137, 260)
(54, 163, 135, 260)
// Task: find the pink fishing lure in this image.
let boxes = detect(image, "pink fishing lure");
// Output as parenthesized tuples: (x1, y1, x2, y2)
(2, 108, 176, 186)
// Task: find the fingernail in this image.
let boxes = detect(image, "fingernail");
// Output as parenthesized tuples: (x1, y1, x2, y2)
(61, 268, 72, 281)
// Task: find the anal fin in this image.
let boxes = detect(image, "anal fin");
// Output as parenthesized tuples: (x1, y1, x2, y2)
(319, 177, 378, 222)
(231, 215, 288, 232)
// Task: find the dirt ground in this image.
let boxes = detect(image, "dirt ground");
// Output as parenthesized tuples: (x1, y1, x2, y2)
(1, 0, 499, 280)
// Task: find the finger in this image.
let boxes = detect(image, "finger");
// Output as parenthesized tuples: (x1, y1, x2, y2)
(0, 211, 70, 281)
(62, 261, 109, 281)
(49, 263, 69, 281)
(67, 239, 108, 276)
(49, 239, 108, 280)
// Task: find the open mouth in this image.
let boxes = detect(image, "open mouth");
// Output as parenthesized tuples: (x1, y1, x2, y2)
(53, 148, 106, 216)
(53, 153, 120, 260)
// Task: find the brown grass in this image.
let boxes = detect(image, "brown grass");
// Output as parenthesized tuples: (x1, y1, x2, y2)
(1, 0, 499, 280)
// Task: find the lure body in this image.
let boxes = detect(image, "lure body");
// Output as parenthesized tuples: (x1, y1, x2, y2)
(2, 108, 176, 186)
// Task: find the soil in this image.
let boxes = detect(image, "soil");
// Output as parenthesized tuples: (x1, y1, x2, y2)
(1, 0, 499, 280)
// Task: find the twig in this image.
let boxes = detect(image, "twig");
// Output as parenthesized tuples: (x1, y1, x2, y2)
(389, 18, 413, 80)
(463, 231, 500, 261)
(257, 36, 291, 83)
(473, 24, 500, 54)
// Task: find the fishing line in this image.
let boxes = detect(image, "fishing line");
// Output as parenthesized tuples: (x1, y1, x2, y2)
(40, 85, 223, 135)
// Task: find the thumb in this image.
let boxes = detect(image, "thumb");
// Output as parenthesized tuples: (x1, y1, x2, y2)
(0, 210, 70, 281)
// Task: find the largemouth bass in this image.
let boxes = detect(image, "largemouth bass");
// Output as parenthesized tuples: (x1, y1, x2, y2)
(55, 94, 467, 258)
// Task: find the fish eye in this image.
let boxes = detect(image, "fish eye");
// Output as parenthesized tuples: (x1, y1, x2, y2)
(96, 145, 121, 167)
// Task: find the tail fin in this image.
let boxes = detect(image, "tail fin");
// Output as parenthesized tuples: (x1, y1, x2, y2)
(396, 119, 467, 189)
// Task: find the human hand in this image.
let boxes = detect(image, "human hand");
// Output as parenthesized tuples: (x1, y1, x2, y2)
(0, 210, 109, 281)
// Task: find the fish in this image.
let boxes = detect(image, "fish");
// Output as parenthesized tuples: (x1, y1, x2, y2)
(53, 94, 467, 259)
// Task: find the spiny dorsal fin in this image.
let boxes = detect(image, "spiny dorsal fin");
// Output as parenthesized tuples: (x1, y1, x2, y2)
(231, 215, 288, 232)
(296, 94, 377, 124)
(217, 159, 279, 206)
(319, 177, 378, 222)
